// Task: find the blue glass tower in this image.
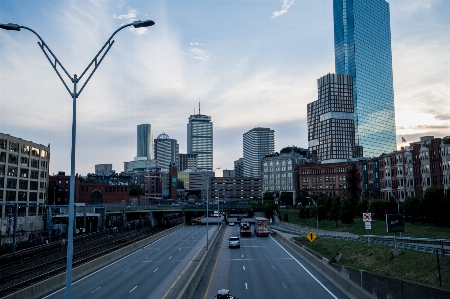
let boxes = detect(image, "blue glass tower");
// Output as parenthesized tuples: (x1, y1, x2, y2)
(334, 0, 396, 157)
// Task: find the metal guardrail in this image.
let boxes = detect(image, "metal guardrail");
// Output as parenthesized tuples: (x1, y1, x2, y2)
(318, 234, 450, 256)
(102, 203, 253, 212)
(271, 224, 449, 256)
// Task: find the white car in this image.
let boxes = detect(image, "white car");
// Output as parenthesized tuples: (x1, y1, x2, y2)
(228, 237, 240, 248)
(229, 222, 235, 226)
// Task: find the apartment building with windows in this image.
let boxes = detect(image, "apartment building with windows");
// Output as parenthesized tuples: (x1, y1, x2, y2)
(0, 133, 50, 217)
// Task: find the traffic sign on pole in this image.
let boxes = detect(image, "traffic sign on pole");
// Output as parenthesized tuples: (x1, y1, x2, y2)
(306, 231, 317, 243)
(363, 213, 372, 222)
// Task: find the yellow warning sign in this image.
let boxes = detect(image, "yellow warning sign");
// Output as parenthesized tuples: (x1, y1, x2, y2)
(306, 231, 317, 243)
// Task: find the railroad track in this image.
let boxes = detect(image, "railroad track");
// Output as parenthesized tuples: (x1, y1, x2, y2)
(0, 221, 182, 298)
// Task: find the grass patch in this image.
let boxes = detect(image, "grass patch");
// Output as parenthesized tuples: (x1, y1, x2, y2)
(293, 236, 450, 290)
(279, 209, 450, 238)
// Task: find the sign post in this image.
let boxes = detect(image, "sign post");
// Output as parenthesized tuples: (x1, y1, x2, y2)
(363, 213, 372, 247)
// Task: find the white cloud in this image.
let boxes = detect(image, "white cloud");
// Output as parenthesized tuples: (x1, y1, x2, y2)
(394, 0, 441, 13)
(129, 27, 149, 35)
(183, 47, 210, 60)
(113, 9, 137, 20)
(272, 0, 295, 19)
(190, 42, 206, 46)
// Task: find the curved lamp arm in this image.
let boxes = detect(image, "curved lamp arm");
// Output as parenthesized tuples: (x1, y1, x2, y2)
(0, 20, 154, 98)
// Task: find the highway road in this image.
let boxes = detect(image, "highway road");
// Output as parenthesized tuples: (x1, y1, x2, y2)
(192, 224, 350, 299)
(42, 225, 219, 299)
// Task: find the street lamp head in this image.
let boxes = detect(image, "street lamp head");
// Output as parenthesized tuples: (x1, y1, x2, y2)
(0, 23, 21, 31)
(132, 20, 155, 28)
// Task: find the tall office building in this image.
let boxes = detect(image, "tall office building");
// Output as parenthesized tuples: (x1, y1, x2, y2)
(154, 133, 179, 172)
(178, 153, 198, 171)
(187, 111, 213, 171)
(234, 158, 244, 177)
(137, 124, 153, 159)
(308, 73, 360, 163)
(334, 0, 396, 157)
(243, 127, 275, 177)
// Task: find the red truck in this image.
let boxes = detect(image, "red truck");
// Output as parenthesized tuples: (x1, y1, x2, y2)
(253, 217, 270, 237)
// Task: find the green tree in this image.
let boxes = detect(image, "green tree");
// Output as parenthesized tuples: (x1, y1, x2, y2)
(86, 177, 96, 183)
(339, 198, 354, 224)
(368, 199, 385, 219)
(279, 191, 292, 206)
(317, 204, 327, 224)
(298, 206, 307, 221)
(263, 192, 275, 202)
(403, 196, 420, 222)
(385, 197, 399, 214)
(329, 198, 340, 227)
(355, 199, 369, 215)
(421, 187, 447, 225)
(325, 197, 333, 214)
(129, 183, 144, 196)
(309, 205, 317, 220)
(295, 188, 310, 207)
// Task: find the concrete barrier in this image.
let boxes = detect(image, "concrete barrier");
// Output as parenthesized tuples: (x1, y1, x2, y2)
(273, 230, 450, 299)
(176, 224, 224, 299)
(3, 224, 184, 299)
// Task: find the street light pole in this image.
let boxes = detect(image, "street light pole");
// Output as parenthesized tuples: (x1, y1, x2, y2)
(1, 20, 155, 298)
(217, 187, 221, 226)
(201, 167, 220, 251)
(307, 196, 318, 229)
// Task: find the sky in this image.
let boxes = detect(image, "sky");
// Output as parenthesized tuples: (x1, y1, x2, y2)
(0, 0, 449, 176)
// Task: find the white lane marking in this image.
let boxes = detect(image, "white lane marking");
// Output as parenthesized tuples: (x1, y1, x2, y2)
(169, 256, 172, 259)
(41, 226, 186, 298)
(282, 283, 287, 289)
(91, 287, 101, 293)
(154, 268, 159, 272)
(124, 268, 130, 272)
(271, 265, 275, 269)
(243, 266, 246, 270)
(130, 286, 137, 293)
(245, 283, 248, 289)
(270, 236, 339, 299)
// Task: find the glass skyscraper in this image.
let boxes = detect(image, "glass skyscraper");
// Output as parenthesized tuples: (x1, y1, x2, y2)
(243, 127, 275, 177)
(137, 124, 153, 159)
(154, 133, 179, 172)
(334, 0, 396, 157)
(187, 113, 213, 171)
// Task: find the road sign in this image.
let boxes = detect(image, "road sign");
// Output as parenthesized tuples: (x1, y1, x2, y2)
(306, 231, 317, 243)
(365, 222, 371, 230)
(363, 213, 372, 222)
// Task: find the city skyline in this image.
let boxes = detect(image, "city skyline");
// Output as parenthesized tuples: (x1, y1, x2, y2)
(0, 0, 449, 175)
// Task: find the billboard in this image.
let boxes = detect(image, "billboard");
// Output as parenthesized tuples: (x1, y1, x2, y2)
(386, 214, 404, 233)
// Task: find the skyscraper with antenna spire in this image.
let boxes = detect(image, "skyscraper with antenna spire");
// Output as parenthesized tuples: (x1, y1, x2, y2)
(187, 101, 213, 171)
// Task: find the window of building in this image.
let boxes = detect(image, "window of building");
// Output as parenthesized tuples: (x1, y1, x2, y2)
(21, 144, 30, 155)
(9, 141, 19, 153)
(8, 166, 18, 177)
